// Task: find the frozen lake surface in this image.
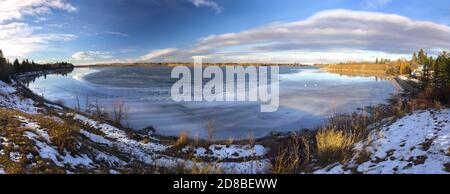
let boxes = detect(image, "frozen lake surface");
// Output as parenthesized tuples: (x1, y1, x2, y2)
(24, 66, 399, 139)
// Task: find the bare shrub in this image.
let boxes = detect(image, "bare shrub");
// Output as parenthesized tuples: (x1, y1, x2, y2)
(248, 132, 255, 146)
(75, 93, 81, 111)
(206, 120, 215, 142)
(112, 98, 129, 124)
(87, 96, 107, 119)
(226, 137, 234, 145)
(270, 133, 311, 174)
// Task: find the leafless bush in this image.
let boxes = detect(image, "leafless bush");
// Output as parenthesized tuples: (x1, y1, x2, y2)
(206, 119, 215, 142)
(112, 98, 129, 124)
(248, 132, 255, 146)
(270, 133, 311, 174)
(75, 92, 81, 111)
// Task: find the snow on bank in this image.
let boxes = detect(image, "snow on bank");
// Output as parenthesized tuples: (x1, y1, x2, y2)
(0, 81, 38, 114)
(316, 109, 450, 174)
(1, 80, 269, 173)
(183, 144, 267, 160)
(18, 116, 94, 168)
(80, 129, 113, 147)
(73, 114, 269, 173)
(73, 114, 168, 163)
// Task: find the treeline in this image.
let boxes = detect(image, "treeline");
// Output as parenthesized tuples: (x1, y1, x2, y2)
(385, 49, 433, 75)
(418, 50, 450, 103)
(0, 50, 74, 83)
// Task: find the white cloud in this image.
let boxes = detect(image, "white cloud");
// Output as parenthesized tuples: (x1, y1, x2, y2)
(141, 48, 179, 61)
(0, 0, 77, 57)
(0, 0, 76, 23)
(140, 9, 450, 63)
(72, 51, 113, 61)
(0, 22, 76, 57)
(189, 0, 223, 13)
(103, 31, 129, 37)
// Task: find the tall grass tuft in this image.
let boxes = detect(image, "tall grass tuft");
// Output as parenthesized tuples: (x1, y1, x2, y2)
(270, 133, 311, 174)
(316, 128, 358, 165)
(173, 131, 189, 149)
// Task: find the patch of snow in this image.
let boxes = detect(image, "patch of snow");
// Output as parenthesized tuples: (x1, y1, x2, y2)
(316, 109, 450, 174)
(151, 155, 269, 174)
(73, 113, 269, 173)
(73, 114, 167, 164)
(16, 116, 50, 142)
(0, 81, 17, 93)
(94, 151, 126, 166)
(80, 129, 112, 147)
(184, 144, 267, 160)
(0, 137, 8, 155)
(0, 167, 5, 174)
(217, 160, 270, 174)
(45, 103, 63, 110)
(0, 81, 38, 114)
(24, 131, 93, 168)
(9, 152, 21, 162)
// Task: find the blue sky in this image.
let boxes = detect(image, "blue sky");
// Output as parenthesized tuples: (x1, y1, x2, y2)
(0, 0, 449, 65)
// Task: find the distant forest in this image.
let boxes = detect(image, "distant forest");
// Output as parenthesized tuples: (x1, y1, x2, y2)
(323, 49, 450, 103)
(0, 50, 74, 83)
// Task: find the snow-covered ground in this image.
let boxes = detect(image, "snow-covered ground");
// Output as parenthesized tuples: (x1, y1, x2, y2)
(72, 113, 269, 173)
(316, 109, 450, 174)
(183, 144, 267, 160)
(0, 81, 38, 114)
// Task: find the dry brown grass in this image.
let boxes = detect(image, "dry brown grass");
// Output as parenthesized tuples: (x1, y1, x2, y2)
(269, 133, 312, 174)
(0, 108, 68, 174)
(173, 131, 189, 150)
(191, 161, 223, 174)
(32, 115, 79, 153)
(316, 128, 359, 165)
(323, 63, 392, 77)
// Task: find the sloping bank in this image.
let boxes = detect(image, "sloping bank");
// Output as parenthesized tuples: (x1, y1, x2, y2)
(0, 79, 269, 174)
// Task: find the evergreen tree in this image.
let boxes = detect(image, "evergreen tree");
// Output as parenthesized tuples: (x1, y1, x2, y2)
(420, 57, 432, 90)
(412, 52, 418, 65)
(432, 52, 450, 90)
(418, 48, 427, 64)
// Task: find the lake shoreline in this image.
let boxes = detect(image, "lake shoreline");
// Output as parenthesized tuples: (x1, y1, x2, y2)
(12, 67, 402, 142)
(5, 67, 447, 174)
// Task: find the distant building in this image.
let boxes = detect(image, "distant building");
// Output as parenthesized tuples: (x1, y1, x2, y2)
(411, 64, 425, 77)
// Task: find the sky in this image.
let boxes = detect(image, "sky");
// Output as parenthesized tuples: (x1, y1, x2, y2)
(0, 0, 449, 65)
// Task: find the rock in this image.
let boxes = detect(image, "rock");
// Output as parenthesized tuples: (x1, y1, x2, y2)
(136, 126, 155, 137)
(269, 131, 282, 137)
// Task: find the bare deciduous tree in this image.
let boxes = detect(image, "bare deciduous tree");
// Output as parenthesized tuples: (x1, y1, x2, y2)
(112, 98, 129, 124)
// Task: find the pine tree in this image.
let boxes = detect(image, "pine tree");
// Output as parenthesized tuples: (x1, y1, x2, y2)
(418, 49, 427, 64)
(412, 52, 418, 65)
(420, 57, 432, 90)
(0, 50, 13, 82)
(432, 52, 450, 90)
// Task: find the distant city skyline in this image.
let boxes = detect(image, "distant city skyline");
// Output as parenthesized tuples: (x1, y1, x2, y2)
(1, 0, 449, 65)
